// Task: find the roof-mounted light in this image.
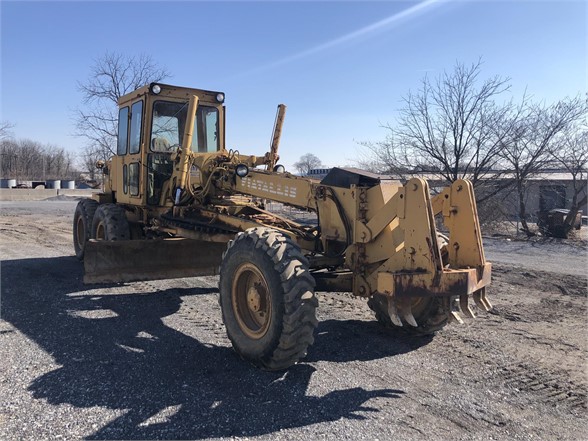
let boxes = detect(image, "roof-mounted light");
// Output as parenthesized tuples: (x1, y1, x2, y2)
(273, 164, 285, 174)
(151, 84, 161, 94)
(216, 93, 225, 103)
(235, 164, 249, 178)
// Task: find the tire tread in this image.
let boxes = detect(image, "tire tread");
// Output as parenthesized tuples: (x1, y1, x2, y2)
(219, 227, 318, 370)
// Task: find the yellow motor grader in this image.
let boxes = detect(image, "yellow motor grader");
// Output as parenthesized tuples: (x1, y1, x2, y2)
(74, 83, 492, 370)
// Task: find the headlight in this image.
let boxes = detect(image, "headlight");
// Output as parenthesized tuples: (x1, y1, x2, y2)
(273, 164, 285, 174)
(216, 93, 225, 103)
(151, 84, 161, 94)
(235, 164, 249, 178)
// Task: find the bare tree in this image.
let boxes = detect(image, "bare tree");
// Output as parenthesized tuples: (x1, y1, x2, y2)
(293, 153, 323, 176)
(74, 52, 170, 173)
(360, 60, 515, 199)
(499, 95, 588, 236)
(0, 121, 14, 141)
(1, 138, 76, 180)
(0, 139, 19, 178)
(548, 125, 588, 236)
(357, 135, 410, 178)
(80, 144, 104, 181)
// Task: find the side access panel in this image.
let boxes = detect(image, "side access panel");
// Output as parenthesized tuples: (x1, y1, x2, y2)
(83, 238, 226, 284)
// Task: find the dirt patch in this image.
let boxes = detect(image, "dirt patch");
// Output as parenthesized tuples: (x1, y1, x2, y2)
(1, 200, 586, 440)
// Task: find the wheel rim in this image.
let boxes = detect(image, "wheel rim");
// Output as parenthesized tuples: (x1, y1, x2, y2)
(95, 222, 106, 240)
(76, 216, 85, 248)
(232, 263, 271, 339)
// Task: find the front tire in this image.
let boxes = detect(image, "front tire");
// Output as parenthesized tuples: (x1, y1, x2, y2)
(219, 227, 318, 370)
(73, 199, 99, 259)
(91, 204, 130, 241)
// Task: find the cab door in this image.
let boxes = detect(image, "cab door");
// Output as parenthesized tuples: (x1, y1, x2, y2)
(115, 99, 144, 205)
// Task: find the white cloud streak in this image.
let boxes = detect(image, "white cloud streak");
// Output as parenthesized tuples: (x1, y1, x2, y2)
(233, 0, 444, 78)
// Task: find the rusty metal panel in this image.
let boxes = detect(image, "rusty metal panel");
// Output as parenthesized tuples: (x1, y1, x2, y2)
(376, 263, 491, 298)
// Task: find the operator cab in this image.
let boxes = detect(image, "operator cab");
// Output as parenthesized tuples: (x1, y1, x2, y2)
(114, 83, 225, 207)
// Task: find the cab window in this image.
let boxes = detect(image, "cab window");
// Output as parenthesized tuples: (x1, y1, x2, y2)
(196, 106, 219, 153)
(123, 164, 128, 194)
(117, 107, 129, 155)
(129, 162, 139, 196)
(151, 100, 219, 153)
(129, 101, 143, 154)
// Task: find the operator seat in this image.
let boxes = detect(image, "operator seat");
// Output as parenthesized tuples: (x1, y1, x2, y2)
(152, 137, 171, 152)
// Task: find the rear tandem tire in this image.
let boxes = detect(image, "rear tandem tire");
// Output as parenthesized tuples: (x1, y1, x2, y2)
(73, 198, 99, 260)
(368, 232, 451, 335)
(91, 204, 131, 241)
(219, 227, 318, 370)
(367, 294, 451, 336)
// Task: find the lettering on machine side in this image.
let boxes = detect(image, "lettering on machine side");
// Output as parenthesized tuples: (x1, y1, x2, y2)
(241, 178, 297, 199)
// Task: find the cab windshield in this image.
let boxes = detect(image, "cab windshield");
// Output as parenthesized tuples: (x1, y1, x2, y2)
(150, 100, 219, 153)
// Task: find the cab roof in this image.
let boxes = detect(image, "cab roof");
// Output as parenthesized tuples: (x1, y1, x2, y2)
(118, 83, 225, 107)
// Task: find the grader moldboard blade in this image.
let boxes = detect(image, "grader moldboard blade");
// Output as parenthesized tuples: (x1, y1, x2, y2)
(83, 238, 226, 284)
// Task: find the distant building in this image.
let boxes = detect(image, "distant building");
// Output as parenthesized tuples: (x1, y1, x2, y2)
(413, 169, 587, 221)
(310, 166, 586, 221)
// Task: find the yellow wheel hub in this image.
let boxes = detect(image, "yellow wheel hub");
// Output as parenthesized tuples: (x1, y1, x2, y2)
(232, 263, 272, 339)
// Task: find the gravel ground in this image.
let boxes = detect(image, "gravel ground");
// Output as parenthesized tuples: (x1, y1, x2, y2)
(1, 200, 586, 440)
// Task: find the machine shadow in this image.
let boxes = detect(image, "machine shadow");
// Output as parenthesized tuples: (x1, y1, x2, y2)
(307, 318, 434, 363)
(1, 256, 404, 440)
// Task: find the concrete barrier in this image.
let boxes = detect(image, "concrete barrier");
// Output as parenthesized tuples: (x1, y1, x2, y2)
(57, 189, 98, 197)
(0, 188, 96, 201)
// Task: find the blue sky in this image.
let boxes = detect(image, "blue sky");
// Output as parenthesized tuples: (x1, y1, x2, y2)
(1, 0, 586, 170)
